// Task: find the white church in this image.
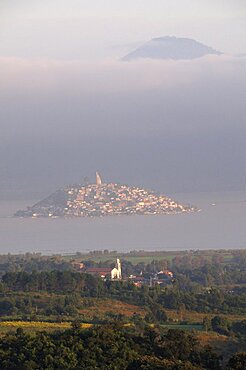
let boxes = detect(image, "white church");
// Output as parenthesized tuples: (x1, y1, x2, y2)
(85, 258, 122, 280)
(111, 258, 122, 280)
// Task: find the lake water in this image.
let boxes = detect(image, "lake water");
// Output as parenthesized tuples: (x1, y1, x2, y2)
(0, 191, 245, 254)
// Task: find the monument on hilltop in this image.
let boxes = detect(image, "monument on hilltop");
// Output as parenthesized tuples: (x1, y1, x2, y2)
(96, 171, 102, 185)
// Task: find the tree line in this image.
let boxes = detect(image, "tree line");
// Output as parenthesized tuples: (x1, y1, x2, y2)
(0, 323, 245, 370)
(0, 270, 245, 316)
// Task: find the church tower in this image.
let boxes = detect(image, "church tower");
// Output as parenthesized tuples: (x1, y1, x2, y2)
(116, 258, 122, 280)
(96, 171, 102, 185)
(111, 258, 122, 280)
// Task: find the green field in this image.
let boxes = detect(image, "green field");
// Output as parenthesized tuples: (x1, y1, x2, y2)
(64, 249, 237, 265)
(66, 252, 179, 264)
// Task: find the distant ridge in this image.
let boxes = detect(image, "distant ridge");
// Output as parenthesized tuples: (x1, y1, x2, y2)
(14, 173, 197, 218)
(122, 36, 222, 61)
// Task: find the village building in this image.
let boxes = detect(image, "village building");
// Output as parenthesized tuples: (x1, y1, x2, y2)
(84, 267, 112, 279)
(71, 261, 84, 271)
(85, 258, 122, 280)
(156, 270, 174, 278)
(128, 269, 174, 287)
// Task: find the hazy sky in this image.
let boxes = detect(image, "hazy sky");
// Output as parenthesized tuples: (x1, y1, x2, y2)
(0, 0, 246, 59)
(0, 1, 245, 199)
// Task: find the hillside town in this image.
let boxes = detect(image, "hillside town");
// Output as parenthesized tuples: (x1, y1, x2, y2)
(15, 172, 196, 218)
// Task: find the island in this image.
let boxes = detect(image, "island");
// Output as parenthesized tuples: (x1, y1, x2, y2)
(14, 172, 196, 218)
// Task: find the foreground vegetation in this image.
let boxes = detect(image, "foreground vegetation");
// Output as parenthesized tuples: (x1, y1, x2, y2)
(0, 322, 245, 370)
(0, 249, 245, 368)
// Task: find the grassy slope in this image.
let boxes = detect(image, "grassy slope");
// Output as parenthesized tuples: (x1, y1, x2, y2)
(78, 298, 146, 319)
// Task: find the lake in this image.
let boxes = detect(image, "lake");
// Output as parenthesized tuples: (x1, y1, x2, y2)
(0, 191, 245, 254)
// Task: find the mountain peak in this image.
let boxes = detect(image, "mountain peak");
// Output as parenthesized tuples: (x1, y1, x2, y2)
(122, 36, 222, 61)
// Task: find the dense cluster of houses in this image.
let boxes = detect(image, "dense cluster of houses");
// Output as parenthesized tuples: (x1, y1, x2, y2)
(63, 172, 189, 217)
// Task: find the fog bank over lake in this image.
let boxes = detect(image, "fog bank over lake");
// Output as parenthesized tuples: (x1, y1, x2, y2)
(0, 55, 245, 199)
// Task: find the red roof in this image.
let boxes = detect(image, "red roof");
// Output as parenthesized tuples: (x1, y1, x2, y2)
(86, 267, 111, 274)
